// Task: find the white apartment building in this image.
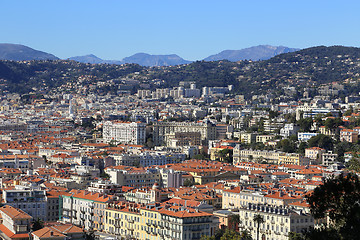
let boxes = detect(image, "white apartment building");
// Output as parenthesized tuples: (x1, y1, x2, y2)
(298, 132, 319, 142)
(0, 205, 32, 240)
(103, 121, 146, 145)
(159, 168, 183, 188)
(321, 151, 338, 166)
(111, 151, 186, 167)
(152, 120, 216, 146)
(2, 185, 47, 221)
(237, 204, 314, 240)
(280, 123, 300, 138)
(61, 190, 113, 231)
(105, 167, 161, 188)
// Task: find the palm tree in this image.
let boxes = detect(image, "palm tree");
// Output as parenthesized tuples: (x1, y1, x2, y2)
(253, 214, 264, 240)
(229, 214, 240, 231)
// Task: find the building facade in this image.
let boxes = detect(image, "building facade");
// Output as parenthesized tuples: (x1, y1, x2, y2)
(103, 121, 146, 145)
(152, 121, 216, 146)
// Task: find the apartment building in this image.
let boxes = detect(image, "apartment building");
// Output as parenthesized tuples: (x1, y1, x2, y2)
(295, 105, 339, 120)
(0, 205, 32, 240)
(278, 153, 310, 166)
(152, 121, 216, 146)
(105, 166, 161, 188)
(321, 151, 338, 166)
(124, 184, 168, 204)
(238, 132, 257, 144)
(280, 123, 300, 138)
(61, 190, 114, 231)
(159, 168, 183, 188)
(222, 189, 302, 210)
(111, 151, 186, 167)
(305, 147, 325, 163)
(297, 132, 319, 142)
(340, 129, 358, 143)
(233, 148, 281, 164)
(2, 185, 47, 221)
(103, 121, 146, 145)
(237, 204, 314, 240)
(104, 201, 217, 240)
(256, 135, 275, 144)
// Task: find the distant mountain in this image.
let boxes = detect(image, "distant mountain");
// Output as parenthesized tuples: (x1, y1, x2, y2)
(122, 53, 191, 66)
(0, 43, 59, 61)
(68, 53, 191, 66)
(204, 45, 299, 61)
(68, 54, 104, 64)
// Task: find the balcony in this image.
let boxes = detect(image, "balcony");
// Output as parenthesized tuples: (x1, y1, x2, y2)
(16, 225, 28, 233)
(127, 219, 134, 223)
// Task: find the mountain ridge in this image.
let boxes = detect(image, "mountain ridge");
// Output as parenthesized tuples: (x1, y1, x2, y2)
(0, 43, 59, 61)
(203, 45, 300, 61)
(0, 43, 300, 66)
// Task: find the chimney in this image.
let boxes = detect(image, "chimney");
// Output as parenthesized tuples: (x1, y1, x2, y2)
(50, 231, 54, 236)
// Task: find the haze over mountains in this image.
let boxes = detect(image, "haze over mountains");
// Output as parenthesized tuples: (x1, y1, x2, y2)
(0, 43, 299, 66)
(203, 45, 299, 61)
(69, 53, 191, 66)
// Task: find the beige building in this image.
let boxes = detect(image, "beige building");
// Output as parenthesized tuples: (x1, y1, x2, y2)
(237, 204, 314, 240)
(0, 205, 32, 240)
(238, 132, 257, 144)
(104, 201, 217, 240)
(222, 188, 302, 210)
(340, 129, 359, 143)
(105, 166, 161, 188)
(305, 147, 325, 164)
(152, 121, 216, 146)
(233, 148, 280, 164)
(278, 153, 310, 166)
(256, 135, 275, 144)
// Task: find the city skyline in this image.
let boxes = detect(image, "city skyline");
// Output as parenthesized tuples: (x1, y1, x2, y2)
(2, 0, 360, 60)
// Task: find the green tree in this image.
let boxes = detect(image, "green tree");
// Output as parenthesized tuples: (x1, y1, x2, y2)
(297, 142, 308, 154)
(308, 134, 333, 151)
(32, 218, 44, 231)
(288, 232, 304, 240)
(277, 139, 296, 153)
(145, 137, 154, 148)
(100, 172, 110, 179)
(344, 107, 353, 116)
(268, 110, 279, 119)
(306, 173, 360, 240)
(240, 229, 253, 240)
(324, 118, 343, 130)
(218, 148, 233, 163)
(183, 179, 197, 187)
(253, 214, 264, 240)
(229, 214, 241, 231)
(297, 117, 313, 132)
(85, 230, 96, 240)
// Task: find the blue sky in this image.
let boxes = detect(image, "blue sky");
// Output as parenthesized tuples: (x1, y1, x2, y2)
(1, 0, 360, 60)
